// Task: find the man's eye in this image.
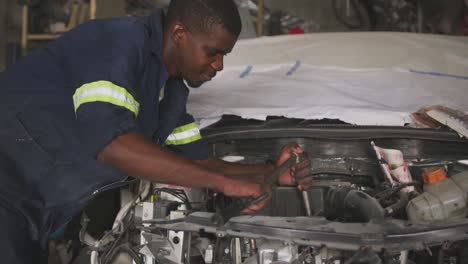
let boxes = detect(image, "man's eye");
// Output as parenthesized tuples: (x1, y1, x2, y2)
(208, 50, 217, 57)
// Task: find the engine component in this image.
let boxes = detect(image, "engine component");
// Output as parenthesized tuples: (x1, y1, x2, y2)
(372, 141, 415, 193)
(422, 166, 447, 184)
(255, 240, 298, 264)
(229, 238, 298, 264)
(262, 186, 327, 217)
(325, 186, 385, 222)
(221, 154, 300, 221)
(135, 199, 179, 222)
(139, 231, 189, 264)
(72, 117, 468, 264)
(265, 185, 387, 221)
(407, 171, 468, 221)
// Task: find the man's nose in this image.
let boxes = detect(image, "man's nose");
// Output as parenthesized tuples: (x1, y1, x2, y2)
(211, 55, 224, 72)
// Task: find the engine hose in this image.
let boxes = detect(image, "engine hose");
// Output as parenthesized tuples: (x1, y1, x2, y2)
(325, 186, 385, 222)
(384, 192, 409, 216)
(375, 182, 421, 200)
(78, 215, 95, 248)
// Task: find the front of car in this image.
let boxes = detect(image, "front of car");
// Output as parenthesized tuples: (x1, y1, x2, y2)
(127, 32, 468, 264)
(75, 32, 468, 264)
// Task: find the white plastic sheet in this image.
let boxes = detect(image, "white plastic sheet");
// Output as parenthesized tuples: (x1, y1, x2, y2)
(187, 33, 468, 128)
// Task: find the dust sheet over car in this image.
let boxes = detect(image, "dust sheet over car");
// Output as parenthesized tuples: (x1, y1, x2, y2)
(187, 32, 468, 128)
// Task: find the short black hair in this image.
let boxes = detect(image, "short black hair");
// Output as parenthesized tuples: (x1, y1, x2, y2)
(166, 0, 242, 37)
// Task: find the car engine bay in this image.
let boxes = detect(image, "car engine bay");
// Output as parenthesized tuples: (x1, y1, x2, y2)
(76, 118, 468, 264)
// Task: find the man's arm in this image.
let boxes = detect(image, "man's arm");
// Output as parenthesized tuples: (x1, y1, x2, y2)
(196, 142, 311, 187)
(195, 157, 274, 183)
(97, 132, 264, 201)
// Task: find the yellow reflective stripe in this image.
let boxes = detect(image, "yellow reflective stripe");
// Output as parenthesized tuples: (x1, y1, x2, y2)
(171, 122, 198, 134)
(165, 122, 202, 145)
(165, 134, 202, 145)
(73, 81, 140, 116)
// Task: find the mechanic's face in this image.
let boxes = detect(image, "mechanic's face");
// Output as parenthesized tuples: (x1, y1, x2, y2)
(175, 23, 237, 88)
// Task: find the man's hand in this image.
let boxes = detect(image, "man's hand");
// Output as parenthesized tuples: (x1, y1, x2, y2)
(98, 133, 272, 214)
(292, 152, 313, 190)
(221, 178, 271, 214)
(276, 142, 304, 185)
(276, 142, 313, 190)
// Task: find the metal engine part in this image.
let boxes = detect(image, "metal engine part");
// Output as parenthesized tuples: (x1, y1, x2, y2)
(139, 231, 189, 264)
(407, 171, 468, 222)
(242, 239, 298, 264)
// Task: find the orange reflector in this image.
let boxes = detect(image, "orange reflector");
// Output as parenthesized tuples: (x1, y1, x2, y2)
(422, 167, 447, 184)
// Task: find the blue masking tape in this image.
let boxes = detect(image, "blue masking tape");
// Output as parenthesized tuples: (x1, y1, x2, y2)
(287, 60, 301, 76)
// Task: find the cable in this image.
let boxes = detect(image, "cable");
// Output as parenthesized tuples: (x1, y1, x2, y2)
(86, 180, 151, 264)
(113, 181, 151, 231)
(102, 218, 135, 264)
(154, 187, 192, 210)
(100, 185, 191, 264)
(154, 188, 188, 202)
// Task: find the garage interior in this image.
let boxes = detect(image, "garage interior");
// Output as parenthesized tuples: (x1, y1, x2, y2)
(1, 0, 467, 71)
(1, 1, 468, 264)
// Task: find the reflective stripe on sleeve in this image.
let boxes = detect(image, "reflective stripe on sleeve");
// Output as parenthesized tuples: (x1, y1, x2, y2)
(73, 80, 140, 116)
(165, 122, 202, 145)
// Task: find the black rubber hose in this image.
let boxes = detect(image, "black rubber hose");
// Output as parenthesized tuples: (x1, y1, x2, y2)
(375, 182, 421, 200)
(325, 186, 385, 222)
(384, 192, 409, 216)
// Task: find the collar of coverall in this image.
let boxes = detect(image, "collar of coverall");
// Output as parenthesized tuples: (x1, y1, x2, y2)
(144, 9, 169, 83)
(145, 9, 166, 61)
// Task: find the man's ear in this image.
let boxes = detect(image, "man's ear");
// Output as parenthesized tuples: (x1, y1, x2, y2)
(170, 22, 188, 46)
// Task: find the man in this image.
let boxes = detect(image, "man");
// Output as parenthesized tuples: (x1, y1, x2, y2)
(0, 0, 310, 262)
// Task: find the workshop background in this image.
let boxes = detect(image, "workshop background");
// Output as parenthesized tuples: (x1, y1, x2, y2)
(1, 0, 467, 72)
(0, 1, 468, 264)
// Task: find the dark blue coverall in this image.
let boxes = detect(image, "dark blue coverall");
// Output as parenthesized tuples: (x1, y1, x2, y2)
(0, 10, 208, 263)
